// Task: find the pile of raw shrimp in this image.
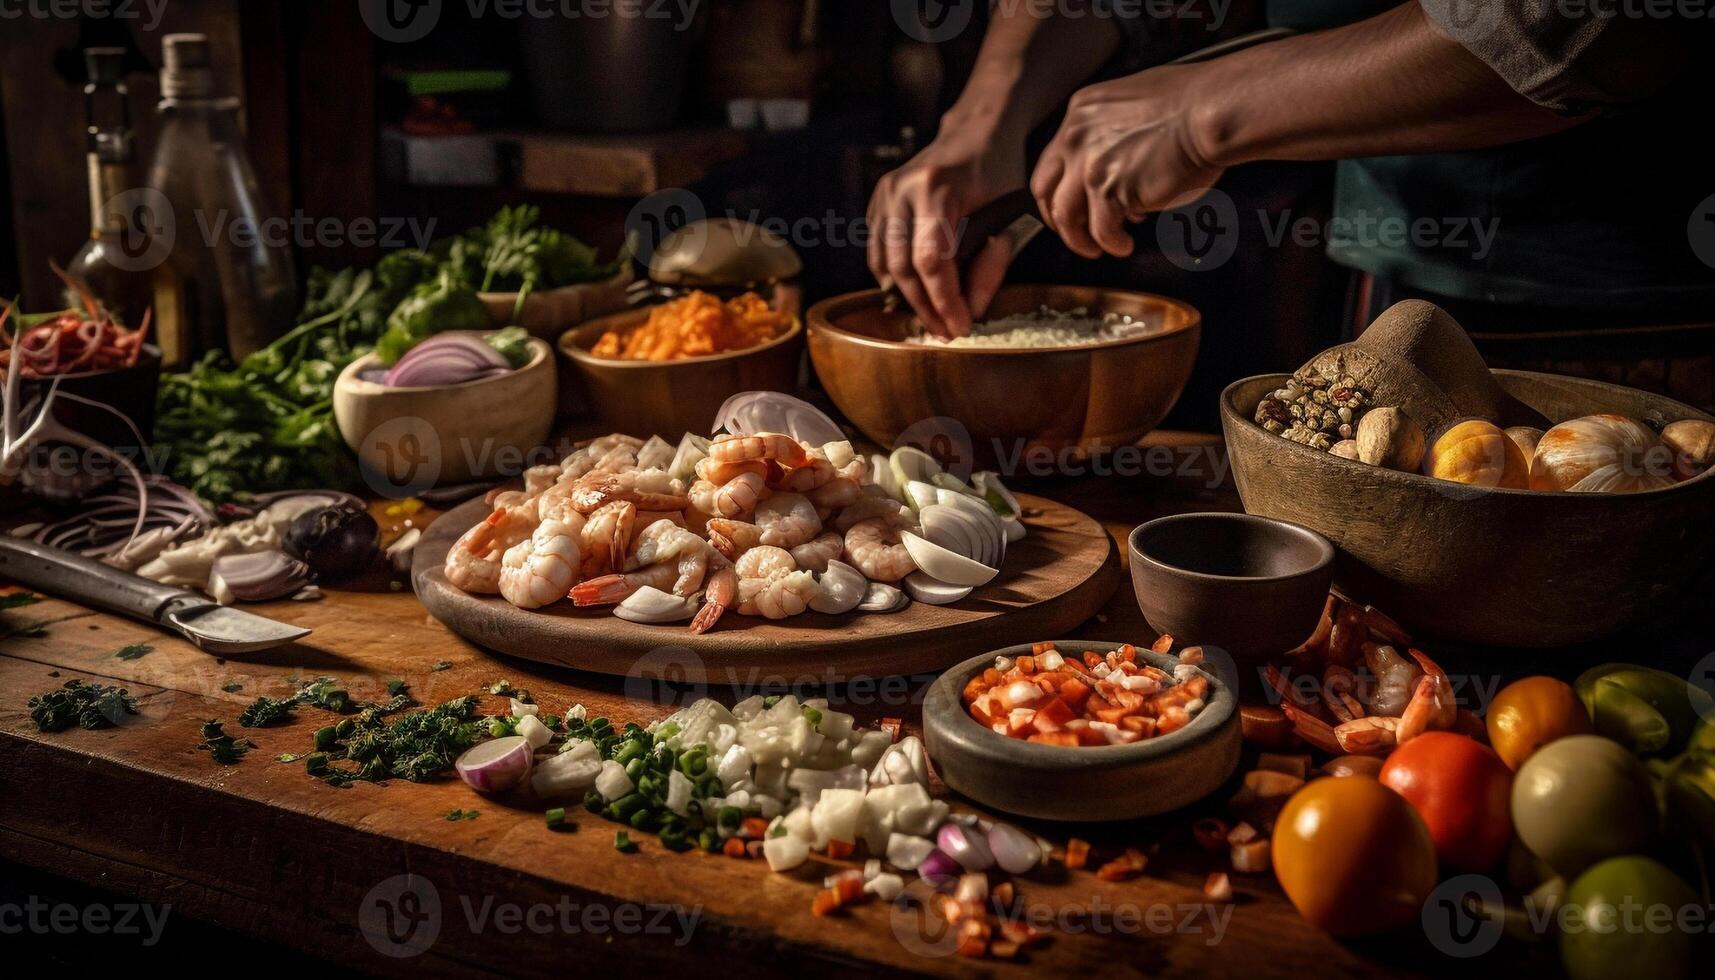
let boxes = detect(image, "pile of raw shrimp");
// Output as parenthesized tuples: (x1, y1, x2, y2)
(443, 432, 925, 631)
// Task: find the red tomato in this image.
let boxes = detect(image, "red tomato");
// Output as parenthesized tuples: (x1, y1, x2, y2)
(1379, 732, 1513, 872)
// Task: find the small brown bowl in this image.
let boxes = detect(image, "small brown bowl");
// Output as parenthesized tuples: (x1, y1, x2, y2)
(477, 266, 633, 339)
(923, 641, 1241, 822)
(806, 284, 1199, 468)
(558, 301, 804, 439)
(1128, 513, 1334, 660)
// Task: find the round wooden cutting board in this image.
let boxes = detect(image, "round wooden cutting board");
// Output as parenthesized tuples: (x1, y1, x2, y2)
(413, 493, 1123, 683)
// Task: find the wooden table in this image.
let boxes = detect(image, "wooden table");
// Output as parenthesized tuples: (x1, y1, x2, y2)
(1, 433, 1700, 977)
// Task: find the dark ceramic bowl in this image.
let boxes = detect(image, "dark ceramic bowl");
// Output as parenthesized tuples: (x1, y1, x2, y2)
(1128, 513, 1334, 660)
(922, 641, 1241, 822)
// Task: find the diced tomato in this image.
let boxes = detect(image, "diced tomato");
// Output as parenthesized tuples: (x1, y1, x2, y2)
(880, 717, 903, 742)
(988, 939, 1020, 960)
(1084, 692, 1113, 717)
(833, 871, 865, 904)
(1006, 708, 1037, 738)
(990, 880, 1015, 909)
(1150, 634, 1174, 654)
(1027, 731, 1079, 747)
(1031, 697, 1076, 733)
(1204, 872, 1233, 902)
(982, 667, 1002, 686)
(741, 817, 769, 839)
(811, 888, 842, 916)
(1096, 848, 1147, 881)
(1083, 650, 1105, 668)
(962, 675, 989, 704)
(968, 694, 998, 727)
(1031, 640, 1057, 656)
(1116, 643, 1138, 663)
(1156, 705, 1191, 734)
(723, 836, 748, 858)
(1120, 715, 1158, 737)
(1064, 838, 1091, 869)
(996, 680, 1044, 710)
(1075, 726, 1108, 746)
(1058, 677, 1092, 712)
(955, 918, 990, 958)
(1014, 655, 1036, 674)
(825, 838, 856, 859)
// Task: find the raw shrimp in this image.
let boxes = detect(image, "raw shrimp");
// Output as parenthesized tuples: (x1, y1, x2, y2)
(571, 468, 689, 514)
(695, 455, 770, 486)
(1361, 642, 1422, 717)
(706, 518, 762, 560)
(690, 561, 737, 634)
(536, 484, 591, 529)
(557, 448, 597, 483)
(790, 531, 845, 574)
(444, 493, 539, 593)
(710, 432, 809, 468)
(1286, 671, 1452, 754)
(771, 450, 833, 492)
(689, 471, 768, 520)
(735, 545, 797, 581)
(629, 519, 716, 594)
(833, 494, 904, 533)
(630, 511, 686, 544)
(579, 500, 637, 579)
(843, 517, 916, 582)
(586, 433, 644, 457)
(523, 463, 562, 496)
(738, 570, 817, 619)
(753, 492, 822, 549)
(808, 477, 862, 515)
(1322, 665, 1365, 723)
(498, 520, 582, 609)
(568, 562, 678, 606)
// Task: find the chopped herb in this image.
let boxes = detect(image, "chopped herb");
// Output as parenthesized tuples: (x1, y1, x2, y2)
(386, 678, 408, 696)
(238, 695, 298, 728)
(47, 670, 59, 677)
(430, 660, 452, 672)
(802, 706, 823, 727)
(614, 831, 636, 853)
(222, 683, 244, 693)
(0, 592, 42, 611)
(486, 679, 531, 703)
(298, 695, 481, 786)
(277, 752, 305, 763)
(28, 680, 138, 732)
(444, 808, 479, 821)
(113, 643, 154, 661)
(198, 720, 252, 764)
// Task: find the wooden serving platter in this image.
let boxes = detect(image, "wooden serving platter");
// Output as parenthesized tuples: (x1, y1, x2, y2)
(413, 493, 1123, 682)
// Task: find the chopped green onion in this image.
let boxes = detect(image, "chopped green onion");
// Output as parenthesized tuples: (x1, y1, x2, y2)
(545, 807, 568, 829)
(614, 831, 636, 853)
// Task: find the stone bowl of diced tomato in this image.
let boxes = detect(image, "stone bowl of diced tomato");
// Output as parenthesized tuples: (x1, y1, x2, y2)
(923, 640, 1241, 822)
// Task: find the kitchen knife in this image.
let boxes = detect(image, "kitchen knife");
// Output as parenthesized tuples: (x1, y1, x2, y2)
(0, 536, 311, 654)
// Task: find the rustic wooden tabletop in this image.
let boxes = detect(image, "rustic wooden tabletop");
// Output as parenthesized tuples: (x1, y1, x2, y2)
(2, 431, 1703, 977)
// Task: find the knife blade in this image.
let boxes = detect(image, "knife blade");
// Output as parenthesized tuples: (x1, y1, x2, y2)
(0, 536, 310, 654)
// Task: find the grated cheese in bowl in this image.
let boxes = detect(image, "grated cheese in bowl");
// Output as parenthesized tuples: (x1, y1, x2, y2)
(904, 306, 1164, 349)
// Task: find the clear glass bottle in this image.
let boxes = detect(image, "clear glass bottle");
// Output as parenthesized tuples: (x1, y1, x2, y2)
(63, 47, 155, 330)
(145, 33, 297, 367)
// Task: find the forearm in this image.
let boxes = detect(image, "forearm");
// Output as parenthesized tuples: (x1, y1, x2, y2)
(1192, 3, 1584, 168)
(941, 6, 1121, 147)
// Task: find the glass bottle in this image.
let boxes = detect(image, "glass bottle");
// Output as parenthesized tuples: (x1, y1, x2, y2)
(145, 33, 297, 367)
(63, 47, 154, 330)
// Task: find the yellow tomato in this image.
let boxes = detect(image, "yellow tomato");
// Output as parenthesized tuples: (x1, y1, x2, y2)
(1427, 419, 1530, 488)
(1487, 676, 1594, 770)
(1272, 777, 1439, 937)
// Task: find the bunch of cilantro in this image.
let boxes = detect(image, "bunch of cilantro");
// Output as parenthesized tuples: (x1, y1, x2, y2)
(154, 208, 618, 501)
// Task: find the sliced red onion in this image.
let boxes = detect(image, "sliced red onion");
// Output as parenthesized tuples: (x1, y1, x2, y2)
(916, 849, 961, 886)
(34, 475, 211, 559)
(384, 333, 511, 388)
(208, 551, 311, 604)
(986, 822, 1042, 874)
(937, 822, 995, 872)
(455, 735, 534, 793)
(712, 391, 844, 446)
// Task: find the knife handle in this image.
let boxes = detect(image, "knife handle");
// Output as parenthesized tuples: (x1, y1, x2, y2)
(0, 535, 192, 623)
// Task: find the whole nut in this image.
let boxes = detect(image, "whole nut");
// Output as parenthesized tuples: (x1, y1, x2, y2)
(1355, 407, 1426, 471)
(1662, 419, 1715, 480)
(1329, 439, 1361, 461)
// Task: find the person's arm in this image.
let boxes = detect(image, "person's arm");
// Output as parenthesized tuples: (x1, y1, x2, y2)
(1032, 2, 1604, 258)
(867, 11, 1120, 336)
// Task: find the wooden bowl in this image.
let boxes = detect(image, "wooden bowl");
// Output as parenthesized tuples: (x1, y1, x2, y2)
(1129, 514, 1335, 660)
(923, 641, 1240, 822)
(557, 303, 804, 440)
(477, 266, 634, 340)
(333, 335, 557, 487)
(806, 285, 1200, 467)
(1221, 370, 1715, 648)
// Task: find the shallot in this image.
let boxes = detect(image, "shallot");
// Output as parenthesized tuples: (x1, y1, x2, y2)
(986, 822, 1043, 874)
(938, 822, 996, 872)
(455, 735, 533, 793)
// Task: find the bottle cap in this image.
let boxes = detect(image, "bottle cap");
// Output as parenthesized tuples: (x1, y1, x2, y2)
(161, 33, 216, 100)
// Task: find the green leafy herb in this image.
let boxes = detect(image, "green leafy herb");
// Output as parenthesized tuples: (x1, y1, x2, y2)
(373, 269, 489, 366)
(386, 678, 408, 697)
(277, 752, 305, 763)
(430, 661, 452, 672)
(445, 809, 479, 821)
(299, 695, 481, 786)
(29, 680, 138, 732)
(238, 695, 298, 728)
(113, 643, 154, 661)
(484, 326, 532, 368)
(198, 719, 252, 764)
(1, 592, 42, 611)
(222, 683, 244, 693)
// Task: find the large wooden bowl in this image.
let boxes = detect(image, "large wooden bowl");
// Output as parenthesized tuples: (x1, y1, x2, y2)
(1221, 370, 1715, 648)
(807, 285, 1199, 467)
(558, 301, 804, 440)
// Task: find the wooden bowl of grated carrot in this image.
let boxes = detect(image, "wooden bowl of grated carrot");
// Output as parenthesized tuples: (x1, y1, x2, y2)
(558, 288, 804, 436)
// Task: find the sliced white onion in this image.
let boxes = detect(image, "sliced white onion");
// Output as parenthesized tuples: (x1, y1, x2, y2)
(904, 479, 940, 514)
(919, 505, 975, 558)
(455, 735, 533, 793)
(871, 452, 903, 502)
(531, 751, 601, 798)
(1002, 517, 1027, 543)
(971, 471, 1022, 519)
(713, 391, 844, 446)
(636, 435, 675, 471)
(903, 572, 972, 605)
(857, 581, 909, 613)
(615, 587, 699, 623)
(668, 433, 711, 483)
(901, 532, 998, 588)
(809, 559, 866, 614)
